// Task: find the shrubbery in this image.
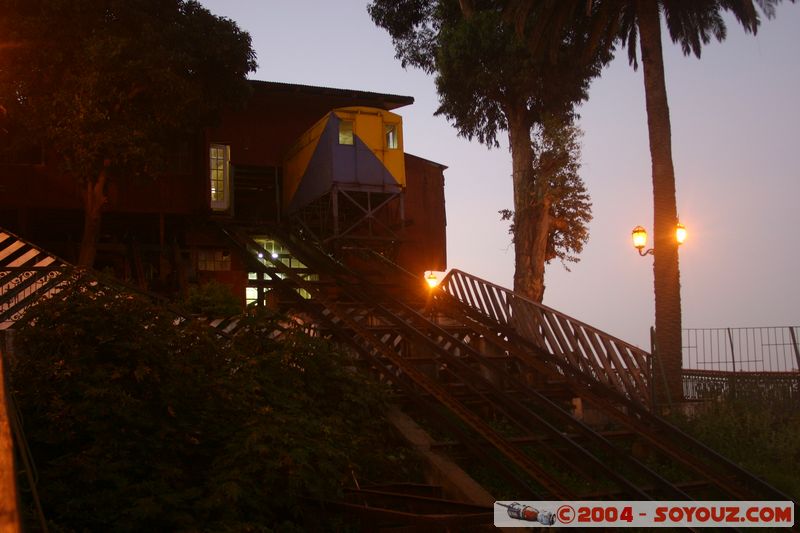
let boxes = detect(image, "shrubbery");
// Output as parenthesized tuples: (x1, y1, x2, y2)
(10, 284, 420, 531)
(671, 394, 800, 500)
(183, 280, 242, 317)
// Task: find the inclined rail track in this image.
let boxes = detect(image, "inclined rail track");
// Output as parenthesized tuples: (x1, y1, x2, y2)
(220, 225, 794, 511)
(273, 232, 695, 500)
(434, 273, 794, 503)
(222, 225, 578, 499)
(3, 223, 794, 522)
(429, 275, 791, 502)
(304, 301, 540, 496)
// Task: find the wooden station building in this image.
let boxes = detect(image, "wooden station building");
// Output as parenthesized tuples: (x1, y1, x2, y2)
(0, 81, 448, 307)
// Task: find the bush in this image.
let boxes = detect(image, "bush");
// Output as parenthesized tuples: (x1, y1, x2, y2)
(671, 394, 800, 500)
(10, 283, 420, 531)
(183, 280, 241, 317)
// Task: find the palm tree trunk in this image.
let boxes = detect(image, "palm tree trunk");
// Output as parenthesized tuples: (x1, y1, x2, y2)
(638, 0, 683, 405)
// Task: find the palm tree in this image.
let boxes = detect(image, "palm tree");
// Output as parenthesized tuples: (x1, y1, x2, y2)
(505, 0, 788, 404)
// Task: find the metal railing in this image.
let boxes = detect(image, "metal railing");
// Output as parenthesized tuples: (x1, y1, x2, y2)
(682, 327, 800, 401)
(439, 269, 652, 404)
(682, 368, 800, 402)
(0, 268, 76, 329)
(683, 327, 800, 373)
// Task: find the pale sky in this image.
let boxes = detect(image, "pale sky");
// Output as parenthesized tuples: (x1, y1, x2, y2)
(200, 1, 800, 349)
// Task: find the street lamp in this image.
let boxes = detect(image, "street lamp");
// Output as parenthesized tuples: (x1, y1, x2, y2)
(631, 220, 688, 407)
(631, 222, 687, 256)
(425, 271, 439, 289)
(675, 223, 687, 245)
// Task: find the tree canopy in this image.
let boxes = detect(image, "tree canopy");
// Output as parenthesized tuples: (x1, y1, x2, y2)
(501, 120, 592, 270)
(502, 0, 792, 399)
(370, 1, 607, 145)
(369, 0, 611, 300)
(0, 0, 257, 265)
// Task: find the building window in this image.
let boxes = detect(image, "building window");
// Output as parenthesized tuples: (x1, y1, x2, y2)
(339, 120, 354, 145)
(245, 286, 259, 307)
(384, 124, 398, 149)
(197, 249, 231, 271)
(210, 143, 230, 211)
(248, 237, 318, 302)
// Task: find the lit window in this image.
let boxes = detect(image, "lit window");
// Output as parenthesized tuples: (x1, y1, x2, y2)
(245, 287, 259, 306)
(209, 143, 230, 211)
(384, 124, 398, 149)
(250, 237, 318, 301)
(339, 120, 354, 145)
(197, 249, 231, 271)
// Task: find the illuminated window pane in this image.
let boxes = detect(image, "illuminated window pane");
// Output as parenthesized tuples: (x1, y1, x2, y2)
(384, 124, 398, 149)
(339, 120, 354, 145)
(245, 287, 258, 306)
(209, 143, 230, 210)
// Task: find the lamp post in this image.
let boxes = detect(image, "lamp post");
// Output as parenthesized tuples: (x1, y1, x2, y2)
(631, 221, 687, 408)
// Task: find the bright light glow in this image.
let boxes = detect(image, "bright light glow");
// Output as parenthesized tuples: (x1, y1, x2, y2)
(425, 272, 439, 288)
(257, 252, 264, 259)
(271, 252, 279, 259)
(631, 226, 647, 250)
(676, 223, 687, 245)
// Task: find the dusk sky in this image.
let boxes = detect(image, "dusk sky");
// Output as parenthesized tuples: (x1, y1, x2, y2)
(200, 1, 799, 350)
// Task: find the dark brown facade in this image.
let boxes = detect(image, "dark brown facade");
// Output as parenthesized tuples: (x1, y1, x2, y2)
(0, 81, 447, 306)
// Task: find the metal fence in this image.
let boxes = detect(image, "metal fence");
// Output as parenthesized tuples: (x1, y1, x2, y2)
(682, 327, 800, 401)
(683, 327, 800, 372)
(682, 368, 800, 402)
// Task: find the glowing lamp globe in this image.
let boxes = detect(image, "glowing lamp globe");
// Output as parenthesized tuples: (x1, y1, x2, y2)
(676, 223, 687, 245)
(425, 272, 439, 289)
(631, 226, 648, 251)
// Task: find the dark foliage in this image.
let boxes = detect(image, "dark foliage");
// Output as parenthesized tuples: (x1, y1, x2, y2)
(671, 394, 800, 500)
(0, 0, 257, 265)
(10, 284, 420, 531)
(183, 280, 242, 317)
(369, 1, 610, 145)
(369, 0, 611, 300)
(0, 0, 256, 181)
(500, 120, 592, 269)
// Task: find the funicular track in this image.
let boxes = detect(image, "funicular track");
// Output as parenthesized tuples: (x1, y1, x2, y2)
(1, 228, 497, 530)
(3, 224, 796, 527)
(220, 224, 796, 513)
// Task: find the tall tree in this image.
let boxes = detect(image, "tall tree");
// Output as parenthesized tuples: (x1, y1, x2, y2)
(500, 119, 593, 275)
(0, 0, 257, 266)
(505, 0, 792, 402)
(369, 1, 611, 301)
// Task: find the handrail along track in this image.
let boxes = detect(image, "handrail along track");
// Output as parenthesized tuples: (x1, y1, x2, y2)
(3, 224, 794, 516)
(221, 224, 795, 510)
